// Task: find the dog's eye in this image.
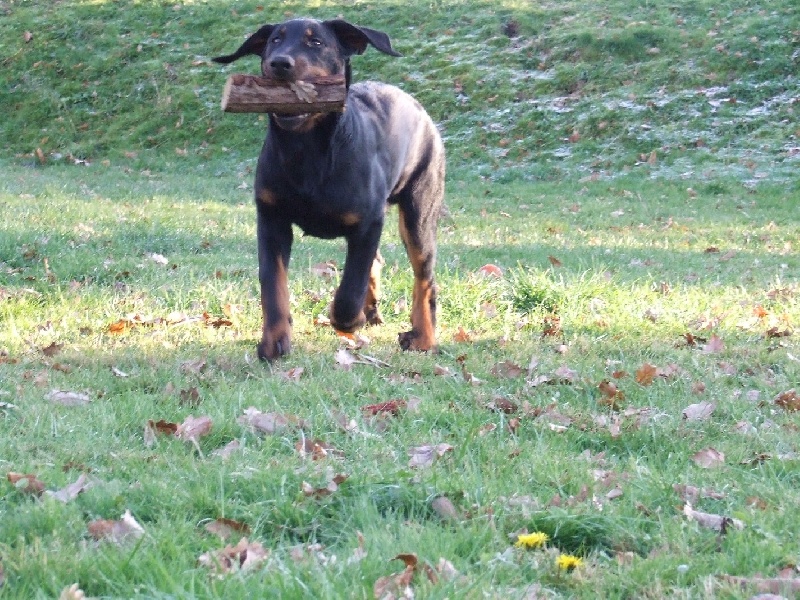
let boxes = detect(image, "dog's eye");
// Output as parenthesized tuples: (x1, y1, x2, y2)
(309, 37, 323, 47)
(271, 37, 282, 45)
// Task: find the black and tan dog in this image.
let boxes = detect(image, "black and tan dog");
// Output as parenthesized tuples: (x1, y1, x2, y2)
(213, 19, 445, 361)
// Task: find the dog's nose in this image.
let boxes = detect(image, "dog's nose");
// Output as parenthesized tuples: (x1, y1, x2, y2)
(269, 55, 295, 79)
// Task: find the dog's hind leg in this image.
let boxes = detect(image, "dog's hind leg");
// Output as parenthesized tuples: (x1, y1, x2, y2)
(363, 250, 385, 326)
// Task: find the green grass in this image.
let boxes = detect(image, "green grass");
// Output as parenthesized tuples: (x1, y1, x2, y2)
(2, 0, 800, 598)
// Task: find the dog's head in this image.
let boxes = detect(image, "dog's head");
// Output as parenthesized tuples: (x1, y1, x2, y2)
(213, 18, 400, 83)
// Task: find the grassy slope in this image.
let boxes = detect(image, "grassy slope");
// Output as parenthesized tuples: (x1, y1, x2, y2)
(1, 0, 798, 183)
(1, 0, 799, 598)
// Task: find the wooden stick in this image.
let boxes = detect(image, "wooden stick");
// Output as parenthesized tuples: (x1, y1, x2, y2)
(220, 74, 347, 114)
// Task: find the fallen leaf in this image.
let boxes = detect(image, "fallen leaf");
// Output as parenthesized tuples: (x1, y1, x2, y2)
(87, 510, 145, 544)
(148, 419, 178, 436)
(179, 386, 201, 407)
(111, 366, 129, 378)
(301, 473, 348, 498)
(180, 358, 207, 375)
(598, 380, 625, 409)
(635, 363, 658, 386)
(453, 326, 472, 343)
(237, 407, 306, 435)
(334, 348, 358, 370)
(490, 361, 525, 378)
(692, 447, 725, 469)
(774, 389, 800, 411)
(374, 562, 415, 600)
(431, 496, 460, 522)
(204, 517, 251, 540)
(211, 440, 241, 459)
(7, 472, 46, 495)
(40, 342, 63, 357)
(295, 438, 343, 460)
(477, 264, 503, 278)
(486, 396, 518, 414)
(46, 389, 91, 406)
(408, 443, 453, 468)
(175, 415, 213, 443)
(682, 401, 716, 421)
(45, 473, 91, 503)
(673, 484, 725, 503)
(310, 261, 337, 279)
(701, 334, 725, 354)
(547, 255, 563, 268)
(279, 367, 304, 381)
(361, 400, 407, 416)
(198, 537, 269, 575)
(683, 504, 744, 532)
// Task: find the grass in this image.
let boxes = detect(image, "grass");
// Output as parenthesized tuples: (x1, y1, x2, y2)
(1, 0, 800, 598)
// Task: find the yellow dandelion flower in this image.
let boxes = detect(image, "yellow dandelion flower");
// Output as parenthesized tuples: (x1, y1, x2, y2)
(556, 554, 584, 571)
(514, 532, 550, 549)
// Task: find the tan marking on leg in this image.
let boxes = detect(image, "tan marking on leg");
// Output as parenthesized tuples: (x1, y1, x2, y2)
(397, 208, 437, 351)
(340, 212, 361, 227)
(257, 188, 278, 206)
(259, 257, 292, 361)
(364, 251, 384, 325)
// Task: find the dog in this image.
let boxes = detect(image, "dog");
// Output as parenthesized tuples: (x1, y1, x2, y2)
(213, 18, 445, 361)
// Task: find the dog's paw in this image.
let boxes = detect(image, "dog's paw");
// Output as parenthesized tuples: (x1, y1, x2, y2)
(398, 330, 436, 352)
(330, 310, 366, 333)
(364, 306, 384, 326)
(257, 335, 291, 362)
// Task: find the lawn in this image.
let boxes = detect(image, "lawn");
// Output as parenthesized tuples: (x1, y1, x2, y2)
(1, 0, 799, 598)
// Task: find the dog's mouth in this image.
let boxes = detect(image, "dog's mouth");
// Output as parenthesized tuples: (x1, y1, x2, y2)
(272, 113, 312, 131)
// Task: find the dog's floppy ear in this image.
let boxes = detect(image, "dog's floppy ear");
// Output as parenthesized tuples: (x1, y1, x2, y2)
(323, 20, 402, 57)
(212, 24, 276, 64)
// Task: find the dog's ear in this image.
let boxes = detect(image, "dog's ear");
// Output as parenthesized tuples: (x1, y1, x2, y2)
(212, 24, 276, 64)
(323, 20, 402, 57)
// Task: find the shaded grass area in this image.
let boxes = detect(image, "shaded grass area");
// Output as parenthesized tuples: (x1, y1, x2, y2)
(1, 164, 798, 597)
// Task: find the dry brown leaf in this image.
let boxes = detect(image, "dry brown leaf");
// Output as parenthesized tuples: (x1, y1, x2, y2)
(691, 447, 725, 469)
(197, 537, 269, 575)
(486, 396, 518, 414)
(204, 517, 251, 540)
(211, 439, 241, 460)
(41, 341, 63, 357)
(431, 496, 460, 522)
(453, 326, 472, 343)
(408, 443, 453, 468)
(682, 401, 716, 421)
(87, 510, 145, 544)
(7, 472, 46, 495)
(547, 255, 563, 268)
(310, 261, 337, 279)
(237, 407, 306, 435)
(179, 358, 207, 375)
(176, 415, 213, 443)
(295, 438, 343, 460)
(683, 504, 744, 532)
(701, 334, 725, 354)
(635, 363, 658, 386)
(490, 360, 525, 378)
(301, 473, 348, 498)
(361, 400, 407, 416)
(598, 380, 625, 409)
(673, 483, 725, 503)
(279, 367, 304, 382)
(374, 565, 415, 600)
(334, 348, 358, 370)
(46, 389, 91, 406)
(477, 264, 503, 278)
(45, 473, 91, 503)
(148, 419, 178, 436)
(179, 386, 201, 407)
(774, 389, 800, 411)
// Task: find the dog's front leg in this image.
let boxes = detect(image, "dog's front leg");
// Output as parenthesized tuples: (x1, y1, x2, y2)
(330, 227, 383, 334)
(256, 211, 294, 361)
